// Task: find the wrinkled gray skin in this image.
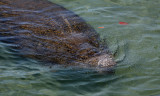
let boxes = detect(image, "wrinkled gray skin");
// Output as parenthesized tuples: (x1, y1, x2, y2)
(0, 0, 115, 72)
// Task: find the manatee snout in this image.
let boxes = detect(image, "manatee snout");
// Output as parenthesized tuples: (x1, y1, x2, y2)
(97, 54, 116, 73)
(84, 53, 116, 72)
(97, 54, 115, 68)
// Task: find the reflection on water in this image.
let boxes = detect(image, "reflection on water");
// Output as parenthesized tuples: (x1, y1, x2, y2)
(0, 0, 160, 96)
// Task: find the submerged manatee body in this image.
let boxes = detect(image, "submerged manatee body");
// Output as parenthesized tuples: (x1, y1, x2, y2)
(0, 0, 115, 71)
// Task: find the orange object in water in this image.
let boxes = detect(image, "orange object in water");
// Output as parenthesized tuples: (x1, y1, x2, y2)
(119, 22, 128, 25)
(98, 27, 104, 28)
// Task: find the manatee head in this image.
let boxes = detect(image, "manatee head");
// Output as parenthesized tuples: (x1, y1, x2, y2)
(84, 54, 116, 73)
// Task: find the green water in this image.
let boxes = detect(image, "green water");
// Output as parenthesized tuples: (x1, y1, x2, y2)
(0, 0, 160, 96)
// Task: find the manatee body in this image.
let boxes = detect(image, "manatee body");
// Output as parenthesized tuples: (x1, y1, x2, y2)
(0, 0, 115, 71)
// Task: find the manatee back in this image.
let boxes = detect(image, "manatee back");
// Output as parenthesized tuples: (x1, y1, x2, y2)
(0, 0, 101, 64)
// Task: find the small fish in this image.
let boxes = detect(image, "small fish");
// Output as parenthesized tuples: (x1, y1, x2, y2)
(98, 27, 104, 28)
(119, 22, 128, 25)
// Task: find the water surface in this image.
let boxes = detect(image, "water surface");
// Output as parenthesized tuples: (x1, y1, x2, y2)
(0, 0, 160, 96)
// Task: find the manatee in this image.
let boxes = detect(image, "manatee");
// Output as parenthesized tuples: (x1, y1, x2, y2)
(0, 0, 115, 72)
